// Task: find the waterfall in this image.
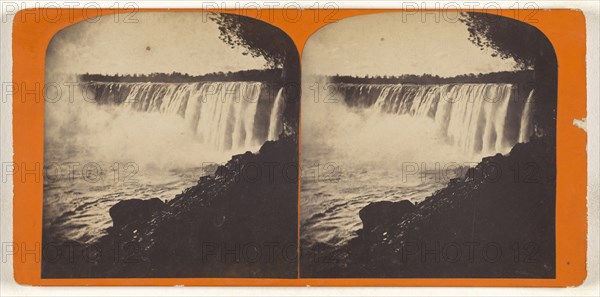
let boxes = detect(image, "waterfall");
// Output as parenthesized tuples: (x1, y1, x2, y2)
(518, 89, 534, 143)
(268, 88, 286, 141)
(335, 83, 534, 156)
(87, 81, 284, 153)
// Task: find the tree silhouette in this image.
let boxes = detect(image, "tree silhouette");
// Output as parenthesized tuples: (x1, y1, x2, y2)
(210, 13, 291, 69)
(459, 12, 556, 73)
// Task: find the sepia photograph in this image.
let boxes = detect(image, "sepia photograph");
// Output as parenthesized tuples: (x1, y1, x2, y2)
(3, 3, 594, 292)
(41, 12, 300, 278)
(300, 12, 557, 278)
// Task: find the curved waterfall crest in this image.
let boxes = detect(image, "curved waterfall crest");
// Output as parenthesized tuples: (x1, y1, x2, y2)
(88, 81, 286, 153)
(335, 83, 535, 156)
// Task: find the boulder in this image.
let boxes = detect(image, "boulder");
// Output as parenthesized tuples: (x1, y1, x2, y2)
(359, 200, 416, 234)
(109, 198, 165, 229)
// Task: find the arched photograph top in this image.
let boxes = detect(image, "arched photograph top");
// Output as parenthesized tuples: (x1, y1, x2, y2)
(301, 12, 557, 279)
(42, 12, 300, 279)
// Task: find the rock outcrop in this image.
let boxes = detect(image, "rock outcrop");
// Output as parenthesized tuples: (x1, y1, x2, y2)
(42, 136, 298, 278)
(302, 139, 556, 278)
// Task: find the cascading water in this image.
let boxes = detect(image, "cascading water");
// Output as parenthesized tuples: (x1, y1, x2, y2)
(267, 88, 286, 141)
(335, 83, 534, 157)
(88, 81, 286, 153)
(518, 89, 535, 143)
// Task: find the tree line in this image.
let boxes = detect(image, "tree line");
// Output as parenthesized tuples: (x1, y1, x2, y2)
(322, 70, 534, 85)
(79, 69, 283, 83)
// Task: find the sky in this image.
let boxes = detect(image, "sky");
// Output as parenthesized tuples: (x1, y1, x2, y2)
(45, 12, 268, 77)
(303, 12, 520, 78)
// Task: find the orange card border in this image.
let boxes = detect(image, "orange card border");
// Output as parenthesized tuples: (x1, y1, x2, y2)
(11, 8, 587, 287)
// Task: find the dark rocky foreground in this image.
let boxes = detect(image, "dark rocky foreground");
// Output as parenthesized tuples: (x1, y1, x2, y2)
(301, 139, 555, 278)
(42, 136, 298, 278)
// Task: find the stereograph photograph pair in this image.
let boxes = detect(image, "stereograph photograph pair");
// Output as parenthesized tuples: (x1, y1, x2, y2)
(9, 8, 587, 286)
